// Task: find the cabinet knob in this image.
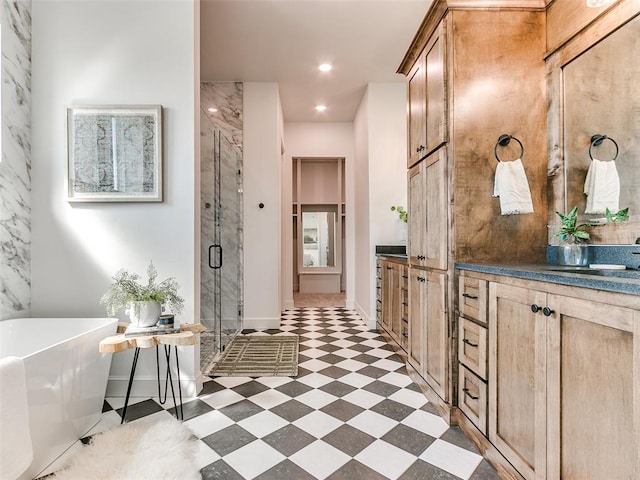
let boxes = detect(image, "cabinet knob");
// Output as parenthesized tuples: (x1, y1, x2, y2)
(531, 304, 541, 313)
(542, 307, 554, 317)
(463, 388, 479, 400)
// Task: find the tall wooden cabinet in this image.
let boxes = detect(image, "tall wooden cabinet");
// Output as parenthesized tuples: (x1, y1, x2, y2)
(400, 0, 547, 412)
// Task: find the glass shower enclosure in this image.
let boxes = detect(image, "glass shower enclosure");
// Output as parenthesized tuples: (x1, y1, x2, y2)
(200, 110, 243, 368)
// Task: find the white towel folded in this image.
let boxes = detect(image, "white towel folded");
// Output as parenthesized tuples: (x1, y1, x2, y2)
(493, 158, 534, 215)
(583, 158, 620, 214)
(0, 356, 33, 480)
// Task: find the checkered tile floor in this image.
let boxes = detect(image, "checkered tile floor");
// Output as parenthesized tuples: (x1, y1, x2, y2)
(46, 307, 500, 480)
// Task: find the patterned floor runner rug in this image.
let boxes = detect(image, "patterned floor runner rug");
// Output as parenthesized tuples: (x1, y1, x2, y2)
(204, 335, 299, 377)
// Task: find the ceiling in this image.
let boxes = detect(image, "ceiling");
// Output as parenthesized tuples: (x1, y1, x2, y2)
(200, 0, 433, 122)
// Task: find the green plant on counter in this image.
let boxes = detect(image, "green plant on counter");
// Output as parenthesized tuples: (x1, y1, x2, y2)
(390, 205, 408, 223)
(100, 261, 184, 317)
(553, 206, 591, 244)
(605, 207, 629, 223)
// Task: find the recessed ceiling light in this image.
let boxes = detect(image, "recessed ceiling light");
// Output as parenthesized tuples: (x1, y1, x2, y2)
(207, 107, 218, 113)
(318, 63, 332, 72)
(315, 105, 327, 112)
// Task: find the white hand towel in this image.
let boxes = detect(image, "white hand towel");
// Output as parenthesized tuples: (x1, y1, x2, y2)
(583, 158, 620, 214)
(493, 158, 534, 215)
(0, 356, 33, 480)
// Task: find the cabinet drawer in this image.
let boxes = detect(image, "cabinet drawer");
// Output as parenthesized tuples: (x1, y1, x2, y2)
(458, 316, 487, 380)
(459, 276, 487, 325)
(459, 365, 487, 434)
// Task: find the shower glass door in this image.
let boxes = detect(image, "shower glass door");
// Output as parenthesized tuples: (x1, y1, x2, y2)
(201, 110, 243, 362)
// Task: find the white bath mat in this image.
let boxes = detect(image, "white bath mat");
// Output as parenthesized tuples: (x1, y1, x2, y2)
(52, 418, 200, 480)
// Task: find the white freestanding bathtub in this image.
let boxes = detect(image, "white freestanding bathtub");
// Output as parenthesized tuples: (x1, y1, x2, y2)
(0, 317, 118, 479)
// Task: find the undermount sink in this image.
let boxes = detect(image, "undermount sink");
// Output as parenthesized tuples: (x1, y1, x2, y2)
(545, 267, 640, 280)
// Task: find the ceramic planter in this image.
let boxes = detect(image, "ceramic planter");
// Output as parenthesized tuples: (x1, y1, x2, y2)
(127, 301, 162, 327)
(557, 244, 590, 266)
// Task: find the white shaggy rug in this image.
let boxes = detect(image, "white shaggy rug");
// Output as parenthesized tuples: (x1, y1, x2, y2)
(53, 418, 201, 480)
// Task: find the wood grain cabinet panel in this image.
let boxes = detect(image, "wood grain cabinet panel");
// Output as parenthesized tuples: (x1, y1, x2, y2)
(408, 54, 426, 168)
(408, 267, 425, 374)
(423, 270, 448, 400)
(424, 21, 447, 156)
(488, 282, 547, 480)
(546, 295, 636, 480)
(458, 365, 487, 434)
(458, 316, 487, 380)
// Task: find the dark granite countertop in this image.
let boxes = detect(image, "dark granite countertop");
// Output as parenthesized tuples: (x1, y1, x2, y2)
(455, 263, 640, 296)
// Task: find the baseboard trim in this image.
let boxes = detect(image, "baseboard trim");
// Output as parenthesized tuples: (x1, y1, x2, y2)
(282, 299, 295, 310)
(243, 317, 281, 330)
(106, 375, 199, 399)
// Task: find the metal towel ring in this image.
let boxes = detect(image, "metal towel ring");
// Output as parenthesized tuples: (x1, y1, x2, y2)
(494, 134, 524, 162)
(589, 134, 619, 161)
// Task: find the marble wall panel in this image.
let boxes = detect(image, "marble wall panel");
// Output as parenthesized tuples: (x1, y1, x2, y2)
(201, 82, 242, 151)
(0, 0, 31, 320)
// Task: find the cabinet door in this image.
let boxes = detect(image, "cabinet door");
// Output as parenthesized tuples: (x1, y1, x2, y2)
(488, 282, 546, 480)
(423, 270, 448, 401)
(546, 295, 637, 480)
(424, 148, 448, 271)
(408, 53, 426, 168)
(424, 21, 447, 155)
(408, 268, 425, 374)
(379, 260, 391, 331)
(408, 163, 425, 267)
(388, 262, 402, 343)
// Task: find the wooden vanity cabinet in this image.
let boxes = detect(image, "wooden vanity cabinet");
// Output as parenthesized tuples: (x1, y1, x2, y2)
(480, 274, 640, 480)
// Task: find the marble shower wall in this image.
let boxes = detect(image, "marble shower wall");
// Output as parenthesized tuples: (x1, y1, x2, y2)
(0, 0, 32, 320)
(200, 82, 243, 340)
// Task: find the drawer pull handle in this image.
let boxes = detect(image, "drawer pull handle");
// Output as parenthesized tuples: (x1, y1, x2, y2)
(462, 338, 478, 348)
(543, 307, 554, 317)
(462, 293, 478, 300)
(463, 388, 479, 400)
(531, 304, 541, 313)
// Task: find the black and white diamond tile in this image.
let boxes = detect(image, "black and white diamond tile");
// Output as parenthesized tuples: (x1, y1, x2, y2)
(83, 307, 500, 480)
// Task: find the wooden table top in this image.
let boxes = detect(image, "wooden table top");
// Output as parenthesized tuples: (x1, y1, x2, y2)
(99, 323, 206, 354)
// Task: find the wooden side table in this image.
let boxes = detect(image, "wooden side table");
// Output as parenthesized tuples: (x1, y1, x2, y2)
(99, 323, 206, 423)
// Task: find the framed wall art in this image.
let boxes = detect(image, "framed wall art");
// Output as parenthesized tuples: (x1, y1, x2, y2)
(66, 105, 163, 202)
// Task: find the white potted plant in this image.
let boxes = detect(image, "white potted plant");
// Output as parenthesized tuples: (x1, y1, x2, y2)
(100, 262, 184, 327)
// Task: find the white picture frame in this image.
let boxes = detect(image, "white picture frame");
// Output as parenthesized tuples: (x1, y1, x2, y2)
(66, 105, 163, 202)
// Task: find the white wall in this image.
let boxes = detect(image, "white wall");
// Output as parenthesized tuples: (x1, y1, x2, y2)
(30, 0, 199, 396)
(282, 122, 356, 309)
(243, 83, 283, 329)
(354, 83, 407, 328)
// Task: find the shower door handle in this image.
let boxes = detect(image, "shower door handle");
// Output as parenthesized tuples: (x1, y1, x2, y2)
(209, 245, 223, 269)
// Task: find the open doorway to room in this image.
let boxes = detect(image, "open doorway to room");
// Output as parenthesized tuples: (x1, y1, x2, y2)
(292, 157, 346, 308)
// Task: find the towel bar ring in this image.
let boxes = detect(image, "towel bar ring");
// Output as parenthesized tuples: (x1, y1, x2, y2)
(589, 134, 619, 161)
(494, 134, 524, 162)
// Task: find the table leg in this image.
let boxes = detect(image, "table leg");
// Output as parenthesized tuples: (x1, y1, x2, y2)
(121, 347, 140, 424)
(174, 346, 184, 420)
(155, 345, 184, 420)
